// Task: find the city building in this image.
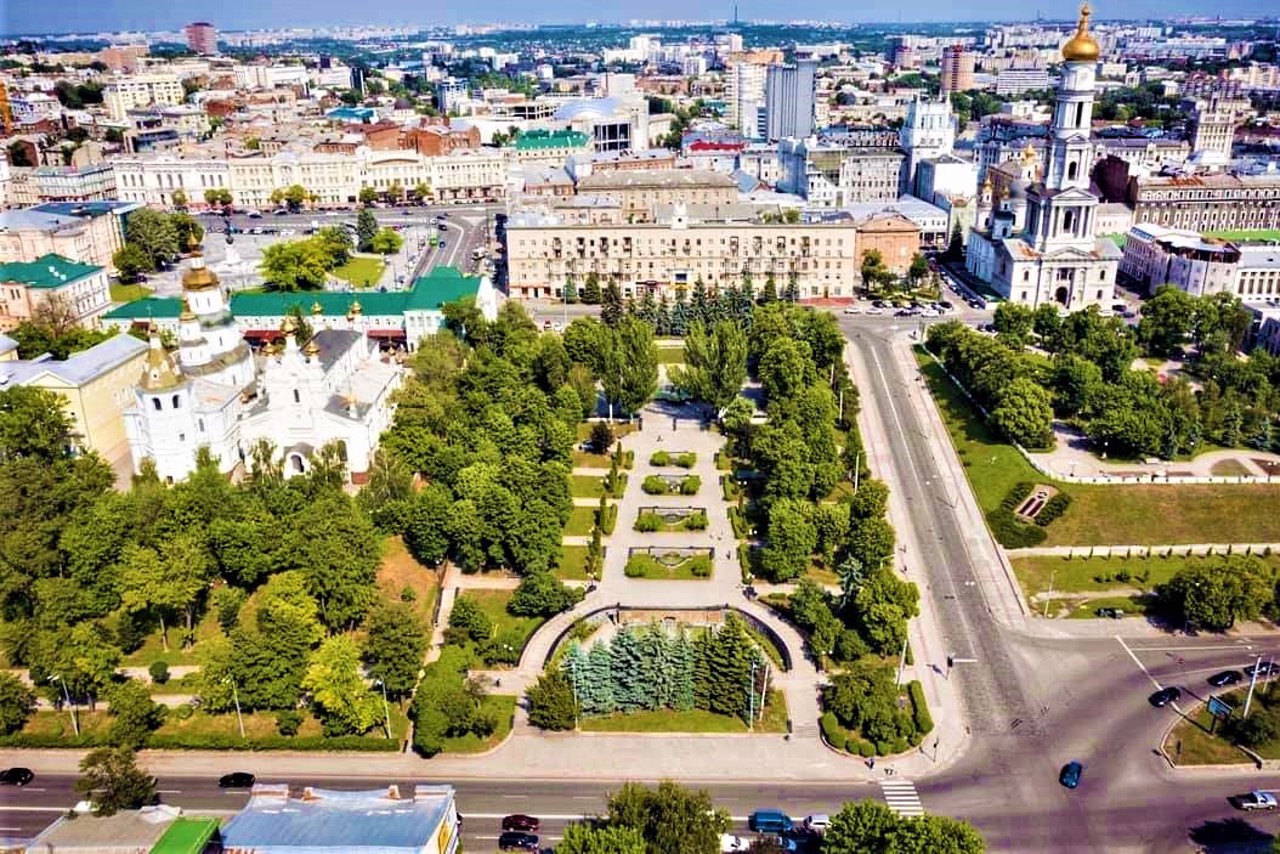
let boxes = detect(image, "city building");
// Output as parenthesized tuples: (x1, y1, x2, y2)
(17, 163, 118, 203)
(726, 60, 768, 134)
(852, 211, 924, 274)
(103, 74, 185, 121)
(0, 253, 111, 331)
(502, 203, 860, 300)
(510, 129, 593, 165)
(1126, 173, 1280, 234)
(1121, 223, 1280, 298)
(553, 96, 651, 153)
(940, 45, 976, 96)
(1186, 92, 1243, 168)
(0, 201, 138, 272)
(220, 784, 460, 854)
(574, 169, 738, 222)
(778, 138, 905, 207)
(184, 21, 218, 55)
(995, 65, 1052, 96)
(764, 60, 817, 141)
(899, 95, 957, 198)
(25, 806, 219, 854)
(966, 5, 1120, 310)
(845, 197, 950, 250)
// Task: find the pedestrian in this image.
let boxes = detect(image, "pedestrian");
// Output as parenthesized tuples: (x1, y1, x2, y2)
(868, 757, 875, 770)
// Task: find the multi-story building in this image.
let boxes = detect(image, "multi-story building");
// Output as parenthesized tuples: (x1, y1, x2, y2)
(574, 170, 738, 223)
(510, 130, 593, 166)
(112, 155, 232, 208)
(1121, 223, 1280, 298)
(502, 204, 860, 301)
(725, 61, 767, 134)
(966, 5, 1120, 311)
(764, 61, 817, 142)
(435, 78, 470, 114)
(778, 138, 905, 207)
(940, 46, 976, 96)
(995, 66, 1052, 96)
(1187, 92, 1243, 167)
(0, 202, 139, 272)
(1127, 173, 1280, 234)
(899, 96, 957, 198)
(19, 163, 118, 203)
(103, 74, 185, 120)
(184, 22, 218, 55)
(853, 212, 923, 274)
(0, 253, 111, 332)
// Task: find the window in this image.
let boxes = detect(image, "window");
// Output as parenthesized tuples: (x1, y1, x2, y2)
(172, 395, 181, 409)
(152, 397, 162, 411)
(293, 389, 301, 404)
(1067, 162, 1078, 181)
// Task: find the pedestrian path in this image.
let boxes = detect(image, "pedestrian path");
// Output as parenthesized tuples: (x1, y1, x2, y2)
(878, 779, 924, 817)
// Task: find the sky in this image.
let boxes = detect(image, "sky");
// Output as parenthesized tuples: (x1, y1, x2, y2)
(4, 0, 1276, 35)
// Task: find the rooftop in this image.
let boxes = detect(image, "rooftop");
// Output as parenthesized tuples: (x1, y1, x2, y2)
(26, 805, 185, 854)
(514, 129, 591, 150)
(32, 200, 142, 219)
(577, 169, 737, 191)
(0, 253, 103, 289)
(150, 817, 221, 854)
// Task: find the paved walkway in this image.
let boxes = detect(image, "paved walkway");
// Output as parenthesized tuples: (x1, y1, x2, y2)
(1029, 424, 1280, 481)
(1010, 543, 1280, 558)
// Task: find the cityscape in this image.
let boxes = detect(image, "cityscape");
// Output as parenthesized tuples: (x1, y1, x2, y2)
(2, 3, 1280, 853)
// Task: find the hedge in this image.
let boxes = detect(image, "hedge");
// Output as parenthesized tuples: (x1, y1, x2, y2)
(728, 507, 748, 539)
(599, 504, 618, 534)
(0, 732, 400, 752)
(908, 680, 934, 737)
(642, 475, 671, 495)
(987, 508, 1047, 548)
(820, 711, 842, 747)
(1001, 482, 1035, 512)
(1035, 492, 1072, 527)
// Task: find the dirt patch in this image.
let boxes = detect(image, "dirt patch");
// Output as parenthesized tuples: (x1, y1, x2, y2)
(376, 535, 440, 623)
(1014, 484, 1058, 521)
(1254, 458, 1280, 477)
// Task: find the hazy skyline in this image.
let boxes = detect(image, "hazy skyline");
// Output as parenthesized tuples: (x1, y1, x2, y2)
(4, 0, 1278, 36)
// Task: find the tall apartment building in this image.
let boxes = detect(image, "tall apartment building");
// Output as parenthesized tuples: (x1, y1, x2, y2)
(725, 61, 767, 135)
(1186, 92, 1243, 167)
(104, 74, 184, 120)
(940, 46, 976, 96)
(764, 60, 817, 141)
(1127, 173, 1280, 233)
(184, 22, 218, 55)
(435, 78, 470, 114)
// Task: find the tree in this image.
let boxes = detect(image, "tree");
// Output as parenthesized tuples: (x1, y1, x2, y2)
(302, 635, 383, 736)
(1159, 556, 1271, 632)
(313, 226, 354, 268)
(990, 378, 1054, 449)
(759, 498, 818, 582)
(1138, 285, 1198, 356)
(112, 243, 151, 282)
(0, 385, 76, 460)
(526, 668, 578, 730)
(509, 570, 584, 617)
(125, 208, 180, 269)
(606, 780, 729, 854)
(370, 227, 404, 255)
(557, 824, 647, 854)
(282, 184, 308, 212)
(670, 321, 748, 412)
(823, 800, 985, 854)
(260, 240, 330, 291)
(601, 278, 625, 328)
(203, 188, 233, 208)
(363, 602, 427, 699)
(448, 595, 493, 642)
(117, 537, 207, 652)
(582, 272, 603, 305)
(104, 679, 166, 747)
(759, 337, 814, 406)
(907, 252, 929, 286)
(170, 188, 188, 209)
(75, 747, 156, 816)
(413, 182, 431, 203)
(28, 622, 122, 707)
(993, 302, 1035, 348)
(848, 516, 896, 570)
(860, 249, 894, 292)
(848, 479, 890, 521)
(0, 672, 36, 735)
(288, 495, 379, 631)
(602, 318, 659, 416)
(358, 186, 379, 206)
(356, 207, 379, 252)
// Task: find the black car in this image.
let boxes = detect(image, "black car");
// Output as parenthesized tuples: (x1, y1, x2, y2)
(1149, 687, 1181, 707)
(498, 831, 539, 851)
(437, 223, 448, 231)
(501, 814, 540, 832)
(0, 767, 33, 786)
(1246, 662, 1280, 679)
(1209, 670, 1244, 687)
(218, 772, 256, 789)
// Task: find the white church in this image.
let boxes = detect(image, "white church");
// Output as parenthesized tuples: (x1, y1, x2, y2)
(965, 3, 1121, 311)
(124, 251, 405, 484)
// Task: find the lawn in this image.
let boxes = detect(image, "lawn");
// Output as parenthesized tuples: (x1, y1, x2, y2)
(8, 710, 112, 741)
(571, 474, 606, 498)
(564, 505, 598, 536)
(657, 347, 686, 366)
(110, 282, 153, 302)
(1011, 553, 1280, 599)
(1210, 459, 1252, 477)
(624, 551, 712, 579)
(121, 610, 223, 668)
(463, 589, 546, 659)
(580, 691, 787, 733)
(554, 545, 593, 580)
(1164, 686, 1280, 765)
(1204, 229, 1280, 244)
(441, 695, 516, 753)
(919, 350, 1280, 546)
(634, 509, 708, 533)
(376, 535, 439, 625)
(331, 255, 385, 287)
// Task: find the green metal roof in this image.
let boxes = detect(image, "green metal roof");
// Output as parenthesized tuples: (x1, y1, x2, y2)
(0, 253, 103, 289)
(514, 129, 590, 150)
(149, 817, 220, 854)
(405, 266, 481, 310)
(103, 296, 183, 320)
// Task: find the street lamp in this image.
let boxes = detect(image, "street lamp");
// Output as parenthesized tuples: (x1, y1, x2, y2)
(223, 677, 245, 739)
(49, 674, 78, 736)
(373, 678, 392, 740)
(746, 660, 758, 731)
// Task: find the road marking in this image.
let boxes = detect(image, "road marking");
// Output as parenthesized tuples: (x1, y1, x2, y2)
(1128, 644, 1269, 652)
(1116, 636, 1164, 690)
(878, 779, 924, 817)
(156, 790, 182, 794)
(463, 813, 752, 821)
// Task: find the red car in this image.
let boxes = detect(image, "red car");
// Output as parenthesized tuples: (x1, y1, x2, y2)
(501, 814, 540, 832)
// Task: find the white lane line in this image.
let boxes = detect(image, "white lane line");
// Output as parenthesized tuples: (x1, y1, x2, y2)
(1117, 636, 1164, 690)
(1127, 644, 1266, 652)
(462, 813, 753, 821)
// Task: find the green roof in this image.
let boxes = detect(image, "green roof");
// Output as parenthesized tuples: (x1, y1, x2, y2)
(405, 265, 482, 310)
(103, 296, 183, 320)
(150, 817, 220, 854)
(0, 253, 103, 288)
(514, 129, 591, 150)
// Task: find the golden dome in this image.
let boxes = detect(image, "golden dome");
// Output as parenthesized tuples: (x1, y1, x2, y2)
(350, 299, 363, 316)
(281, 315, 299, 335)
(1021, 142, 1038, 163)
(303, 338, 320, 358)
(310, 301, 324, 315)
(1061, 3, 1100, 63)
(179, 299, 196, 322)
(139, 336, 183, 392)
(181, 256, 220, 291)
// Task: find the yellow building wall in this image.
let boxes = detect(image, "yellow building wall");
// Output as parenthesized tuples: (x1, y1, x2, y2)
(31, 349, 144, 461)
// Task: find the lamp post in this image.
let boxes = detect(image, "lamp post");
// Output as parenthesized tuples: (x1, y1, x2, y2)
(49, 675, 78, 736)
(747, 660, 757, 731)
(373, 678, 392, 739)
(224, 677, 245, 739)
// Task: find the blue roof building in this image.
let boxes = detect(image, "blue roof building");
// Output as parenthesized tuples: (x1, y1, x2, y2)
(221, 784, 460, 854)
(326, 106, 376, 124)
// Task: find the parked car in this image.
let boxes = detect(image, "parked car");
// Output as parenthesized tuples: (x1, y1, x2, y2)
(720, 833, 749, 852)
(1059, 761, 1082, 789)
(497, 831, 539, 850)
(1246, 662, 1280, 679)
(0, 767, 34, 786)
(218, 772, 256, 789)
(1237, 791, 1278, 811)
(866, 307, 885, 315)
(437, 223, 448, 231)
(749, 810, 794, 834)
(1095, 607, 1125, 619)
(842, 305, 862, 314)
(501, 814, 540, 832)
(1208, 670, 1243, 687)
(1149, 686, 1181, 707)
(245, 210, 263, 219)
(803, 814, 830, 833)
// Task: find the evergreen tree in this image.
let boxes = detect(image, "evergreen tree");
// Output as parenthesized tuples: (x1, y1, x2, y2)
(784, 271, 800, 303)
(670, 289, 690, 337)
(601, 278, 624, 328)
(707, 614, 756, 719)
(582, 272, 602, 305)
(670, 632, 696, 711)
(610, 629, 643, 711)
(355, 207, 378, 253)
(742, 273, 755, 307)
(691, 279, 709, 326)
(564, 277, 578, 305)
(760, 272, 778, 304)
(637, 287, 658, 327)
(587, 640, 615, 715)
(692, 630, 714, 711)
(655, 294, 672, 337)
(561, 643, 590, 712)
(636, 628, 666, 711)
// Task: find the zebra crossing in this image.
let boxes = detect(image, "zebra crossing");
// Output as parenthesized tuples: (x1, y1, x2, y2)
(878, 778, 924, 817)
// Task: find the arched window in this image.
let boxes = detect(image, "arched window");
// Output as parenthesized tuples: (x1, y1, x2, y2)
(152, 397, 162, 411)
(172, 395, 181, 409)
(293, 389, 301, 404)
(1067, 162, 1078, 181)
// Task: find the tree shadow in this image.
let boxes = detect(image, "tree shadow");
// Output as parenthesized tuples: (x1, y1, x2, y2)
(1188, 817, 1274, 853)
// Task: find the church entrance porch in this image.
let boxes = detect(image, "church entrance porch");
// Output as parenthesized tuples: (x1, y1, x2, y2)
(1055, 286, 1070, 306)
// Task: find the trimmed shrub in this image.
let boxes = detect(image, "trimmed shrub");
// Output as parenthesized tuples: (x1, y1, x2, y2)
(728, 507, 748, 539)
(276, 709, 303, 736)
(599, 504, 618, 534)
(890, 737, 909, 754)
(635, 512, 663, 532)
(650, 450, 671, 466)
(857, 740, 875, 758)
(685, 511, 708, 531)
(844, 736, 861, 754)
(1001, 482, 1035, 512)
(820, 711, 842, 746)
(875, 740, 892, 756)
(1035, 492, 1072, 527)
(690, 556, 713, 577)
(641, 475, 671, 495)
(986, 508, 1048, 548)
(680, 475, 702, 495)
(148, 660, 170, 685)
(908, 680, 934, 737)
(675, 453, 697, 468)
(172, 704, 194, 721)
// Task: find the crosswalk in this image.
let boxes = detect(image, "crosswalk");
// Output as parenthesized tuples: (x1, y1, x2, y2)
(878, 779, 924, 817)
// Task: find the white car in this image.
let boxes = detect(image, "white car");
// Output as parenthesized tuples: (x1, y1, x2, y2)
(1239, 791, 1278, 811)
(842, 305, 862, 315)
(803, 814, 830, 833)
(720, 834, 749, 852)
(866, 307, 886, 315)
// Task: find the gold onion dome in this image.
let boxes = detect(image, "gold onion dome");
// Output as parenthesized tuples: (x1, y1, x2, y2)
(1061, 3, 1100, 63)
(1022, 142, 1037, 163)
(281, 315, 299, 335)
(350, 299, 363, 316)
(311, 300, 324, 315)
(140, 335, 183, 391)
(179, 299, 196, 322)
(303, 338, 321, 357)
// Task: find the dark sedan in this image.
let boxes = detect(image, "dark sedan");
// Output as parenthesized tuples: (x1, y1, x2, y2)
(0, 767, 33, 786)
(1059, 761, 1082, 789)
(1209, 670, 1244, 687)
(498, 831, 539, 851)
(218, 772, 256, 789)
(1149, 687, 1182, 707)
(1246, 662, 1280, 679)
(501, 814, 540, 832)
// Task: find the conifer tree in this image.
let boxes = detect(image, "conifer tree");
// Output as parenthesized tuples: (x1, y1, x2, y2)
(587, 641, 615, 715)
(610, 630, 643, 711)
(692, 630, 714, 711)
(669, 632, 696, 712)
(760, 272, 778, 304)
(635, 628, 664, 710)
(561, 643, 590, 712)
(564, 277, 578, 305)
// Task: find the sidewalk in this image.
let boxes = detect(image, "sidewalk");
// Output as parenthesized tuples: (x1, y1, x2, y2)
(1011, 543, 1280, 558)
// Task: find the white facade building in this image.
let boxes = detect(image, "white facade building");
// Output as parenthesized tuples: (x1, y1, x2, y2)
(899, 95, 956, 197)
(104, 74, 185, 120)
